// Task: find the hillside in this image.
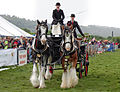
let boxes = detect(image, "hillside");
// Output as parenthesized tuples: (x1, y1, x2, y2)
(81, 25, 120, 37)
(1, 15, 120, 37)
(0, 15, 37, 32)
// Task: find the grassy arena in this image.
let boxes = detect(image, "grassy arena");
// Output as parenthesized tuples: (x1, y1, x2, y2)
(0, 50, 120, 92)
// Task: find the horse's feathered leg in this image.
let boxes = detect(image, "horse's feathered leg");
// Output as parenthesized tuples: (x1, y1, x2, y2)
(39, 66, 46, 88)
(69, 67, 78, 87)
(45, 55, 52, 80)
(61, 58, 70, 88)
(30, 61, 39, 88)
(61, 67, 71, 88)
(69, 51, 78, 88)
(38, 62, 41, 86)
(39, 56, 46, 88)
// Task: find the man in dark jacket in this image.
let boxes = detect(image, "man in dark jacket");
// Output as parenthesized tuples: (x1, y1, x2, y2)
(67, 14, 85, 38)
(52, 2, 65, 25)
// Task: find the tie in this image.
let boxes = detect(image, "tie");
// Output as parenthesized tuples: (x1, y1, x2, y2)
(72, 21, 74, 24)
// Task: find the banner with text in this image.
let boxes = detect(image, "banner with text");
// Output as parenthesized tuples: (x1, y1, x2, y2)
(0, 49, 17, 67)
(18, 50, 27, 66)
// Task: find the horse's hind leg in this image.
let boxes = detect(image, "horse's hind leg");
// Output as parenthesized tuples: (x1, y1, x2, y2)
(30, 62, 39, 88)
(45, 55, 52, 80)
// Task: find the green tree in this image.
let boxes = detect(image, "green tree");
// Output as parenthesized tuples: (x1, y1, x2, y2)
(21, 28, 31, 33)
(21, 28, 35, 35)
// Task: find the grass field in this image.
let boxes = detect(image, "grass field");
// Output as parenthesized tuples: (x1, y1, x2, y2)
(0, 50, 120, 92)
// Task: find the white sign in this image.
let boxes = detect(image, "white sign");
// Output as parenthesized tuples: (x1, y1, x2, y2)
(18, 50, 27, 66)
(0, 49, 17, 67)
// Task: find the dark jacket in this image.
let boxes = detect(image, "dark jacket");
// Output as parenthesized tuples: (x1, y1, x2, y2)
(52, 9, 65, 25)
(67, 21, 84, 38)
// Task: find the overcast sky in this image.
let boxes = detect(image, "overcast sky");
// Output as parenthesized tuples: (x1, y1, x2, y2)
(0, 0, 120, 28)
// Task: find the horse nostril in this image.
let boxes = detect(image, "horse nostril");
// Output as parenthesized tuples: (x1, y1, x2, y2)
(42, 40, 46, 44)
(66, 48, 70, 51)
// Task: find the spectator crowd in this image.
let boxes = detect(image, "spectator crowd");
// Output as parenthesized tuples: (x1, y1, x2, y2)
(0, 36, 33, 62)
(0, 36, 120, 62)
(0, 36, 33, 49)
(88, 39, 120, 56)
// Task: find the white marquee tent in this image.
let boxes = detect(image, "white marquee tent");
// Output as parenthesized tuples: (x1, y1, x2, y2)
(0, 16, 34, 37)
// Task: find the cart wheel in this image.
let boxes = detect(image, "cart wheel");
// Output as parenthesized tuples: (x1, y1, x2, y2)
(85, 65, 88, 76)
(79, 62, 82, 79)
(85, 52, 89, 76)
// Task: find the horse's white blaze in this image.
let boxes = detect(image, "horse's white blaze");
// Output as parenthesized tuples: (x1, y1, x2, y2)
(69, 67, 78, 87)
(30, 63, 39, 88)
(40, 26, 47, 45)
(65, 35, 71, 51)
(41, 35, 46, 45)
(39, 67, 46, 88)
(52, 23, 61, 35)
(40, 26, 46, 34)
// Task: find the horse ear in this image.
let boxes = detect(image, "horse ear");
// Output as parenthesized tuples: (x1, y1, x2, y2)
(45, 19, 47, 23)
(37, 20, 41, 24)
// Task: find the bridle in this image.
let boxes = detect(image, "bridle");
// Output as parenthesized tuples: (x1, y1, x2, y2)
(61, 27, 76, 55)
(34, 22, 48, 54)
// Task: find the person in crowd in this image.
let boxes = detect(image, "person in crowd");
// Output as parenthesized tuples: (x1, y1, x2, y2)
(17, 38, 22, 47)
(0, 40, 4, 49)
(13, 39, 18, 48)
(9, 38, 14, 48)
(22, 37, 27, 49)
(4, 40, 9, 49)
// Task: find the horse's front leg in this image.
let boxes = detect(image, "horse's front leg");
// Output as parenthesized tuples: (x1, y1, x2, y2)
(45, 55, 52, 80)
(39, 66, 46, 88)
(69, 51, 78, 88)
(38, 57, 46, 88)
(30, 60, 39, 88)
(61, 57, 70, 88)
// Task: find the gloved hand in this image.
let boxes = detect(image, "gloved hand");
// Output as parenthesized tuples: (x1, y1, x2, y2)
(58, 19, 62, 22)
(54, 19, 58, 22)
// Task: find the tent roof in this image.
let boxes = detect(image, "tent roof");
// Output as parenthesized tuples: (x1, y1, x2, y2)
(0, 16, 34, 37)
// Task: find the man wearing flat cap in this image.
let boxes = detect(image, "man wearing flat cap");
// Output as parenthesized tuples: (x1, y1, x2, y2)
(52, 2, 65, 25)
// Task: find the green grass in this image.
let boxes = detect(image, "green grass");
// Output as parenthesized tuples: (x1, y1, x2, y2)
(0, 50, 120, 92)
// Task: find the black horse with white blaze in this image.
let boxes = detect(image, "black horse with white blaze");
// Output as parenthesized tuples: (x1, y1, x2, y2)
(30, 20, 52, 88)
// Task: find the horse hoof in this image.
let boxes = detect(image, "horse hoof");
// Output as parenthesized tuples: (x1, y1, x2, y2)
(39, 85, 46, 88)
(60, 84, 69, 88)
(45, 74, 52, 80)
(34, 86, 39, 88)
